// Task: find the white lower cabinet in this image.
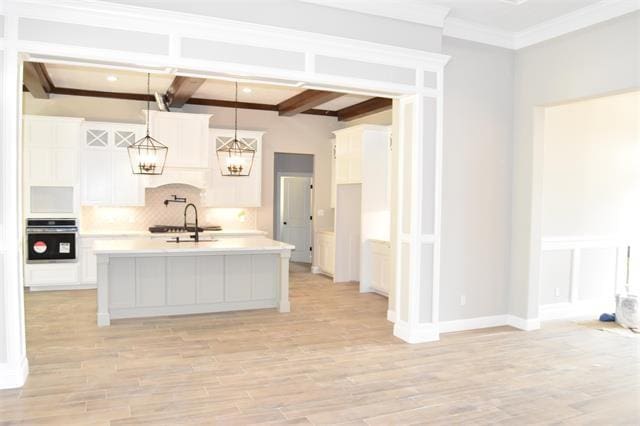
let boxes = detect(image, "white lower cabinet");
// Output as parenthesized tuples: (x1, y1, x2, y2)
(370, 240, 391, 295)
(315, 231, 335, 276)
(80, 237, 99, 284)
(24, 263, 80, 289)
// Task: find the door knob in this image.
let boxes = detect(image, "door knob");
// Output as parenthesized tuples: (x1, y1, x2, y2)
(283, 221, 287, 225)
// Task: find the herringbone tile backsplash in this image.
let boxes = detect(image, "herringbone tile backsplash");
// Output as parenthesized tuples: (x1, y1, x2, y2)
(81, 184, 257, 232)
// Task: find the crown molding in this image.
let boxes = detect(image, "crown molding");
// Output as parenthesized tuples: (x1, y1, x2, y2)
(298, 0, 450, 29)
(443, 17, 515, 49)
(444, 0, 639, 50)
(513, 0, 640, 49)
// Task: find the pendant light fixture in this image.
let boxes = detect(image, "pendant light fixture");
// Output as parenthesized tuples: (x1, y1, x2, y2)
(127, 73, 168, 175)
(216, 82, 255, 176)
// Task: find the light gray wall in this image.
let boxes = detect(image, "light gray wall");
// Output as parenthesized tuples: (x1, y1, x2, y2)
(105, 0, 442, 52)
(439, 37, 514, 321)
(510, 11, 640, 319)
(24, 95, 340, 238)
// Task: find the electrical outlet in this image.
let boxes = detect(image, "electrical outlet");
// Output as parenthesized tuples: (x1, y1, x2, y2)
(555, 287, 560, 297)
(460, 295, 466, 306)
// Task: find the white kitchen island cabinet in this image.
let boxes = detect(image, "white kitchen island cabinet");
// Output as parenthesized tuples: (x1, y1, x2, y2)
(94, 238, 293, 326)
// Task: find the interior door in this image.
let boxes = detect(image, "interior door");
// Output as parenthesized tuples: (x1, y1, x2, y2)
(280, 176, 312, 263)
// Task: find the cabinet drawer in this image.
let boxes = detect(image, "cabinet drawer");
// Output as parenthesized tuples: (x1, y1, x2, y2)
(25, 264, 79, 286)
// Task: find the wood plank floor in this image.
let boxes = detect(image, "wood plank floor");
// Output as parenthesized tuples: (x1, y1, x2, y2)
(1, 268, 638, 425)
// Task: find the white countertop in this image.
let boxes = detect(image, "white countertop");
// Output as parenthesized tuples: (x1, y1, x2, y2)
(93, 237, 294, 255)
(81, 229, 268, 238)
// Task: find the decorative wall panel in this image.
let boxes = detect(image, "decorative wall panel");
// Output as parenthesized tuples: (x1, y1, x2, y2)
(18, 18, 169, 55)
(316, 55, 415, 86)
(182, 38, 305, 71)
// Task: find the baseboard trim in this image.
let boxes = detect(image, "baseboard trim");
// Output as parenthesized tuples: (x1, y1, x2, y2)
(439, 315, 508, 333)
(386, 309, 396, 323)
(393, 320, 439, 343)
(540, 300, 614, 321)
(0, 357, 29, 389)
(311, 266, 333, 279)
(28, 284, 96, 291)
(506, 315, 541, 331)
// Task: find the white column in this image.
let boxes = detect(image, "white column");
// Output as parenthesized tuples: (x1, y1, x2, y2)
(0, 19, 29, 388)
(392, 75, 443, 343)
(278, 251, 291, 313)
(96, 254, 111, 327)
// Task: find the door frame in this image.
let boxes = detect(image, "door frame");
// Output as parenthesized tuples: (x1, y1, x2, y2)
(0, 0, 449, 388)
(275, 173, 313, 263)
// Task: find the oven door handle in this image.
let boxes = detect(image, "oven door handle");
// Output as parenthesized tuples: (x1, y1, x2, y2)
(26, 228, 79, 234)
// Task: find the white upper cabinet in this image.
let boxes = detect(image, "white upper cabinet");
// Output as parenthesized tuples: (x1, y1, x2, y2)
(148, 111, 211, 169)
(23, 115, 84, 186)
(333, 125, 390, 186)
(204, 129, 264, 208)
(80, 122, 146, 206)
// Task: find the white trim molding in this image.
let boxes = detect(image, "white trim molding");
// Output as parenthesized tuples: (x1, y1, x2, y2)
(514, 0, 640, 49)
(387, 309, 396, 323)
(540, 300, 615, 321)
(298, 0, 451, 29)
(506, 315, 541, 331)
(393, 320, 439, 344)
(539, 235, 628, 321)
(444, 18, 516, 50)
(0, 357, 29, 389)
(443, 0, 640, 50)
(439, 315, 509, 333)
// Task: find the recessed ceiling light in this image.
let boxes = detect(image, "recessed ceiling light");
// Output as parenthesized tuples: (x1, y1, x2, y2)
(106, 75, 118, 82)
(242, 87, 252, 94)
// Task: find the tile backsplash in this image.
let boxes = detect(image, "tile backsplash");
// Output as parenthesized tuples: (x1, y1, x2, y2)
(81, 184, 258, 232)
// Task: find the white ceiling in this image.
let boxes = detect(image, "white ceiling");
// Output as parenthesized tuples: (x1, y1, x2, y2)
(44, 63, 371, 110)
(434, 0, 603, 33)
(301, 0, 638, 49)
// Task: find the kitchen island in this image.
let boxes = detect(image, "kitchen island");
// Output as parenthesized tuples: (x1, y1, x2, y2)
(93, 237, 293, 326)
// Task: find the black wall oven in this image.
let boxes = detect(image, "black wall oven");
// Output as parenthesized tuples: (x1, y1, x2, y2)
(26, 218, 78, 263)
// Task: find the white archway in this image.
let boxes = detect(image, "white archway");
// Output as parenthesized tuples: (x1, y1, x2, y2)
(0, 0, 449, 388)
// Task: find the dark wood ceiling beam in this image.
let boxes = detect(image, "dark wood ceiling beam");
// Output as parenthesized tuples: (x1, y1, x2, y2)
(166, 76, 206, 108)
(277, 89, 344, 116)
(336, 97, 392, 122)
(30, 86, 338, 117)
(23, 62, 54, 99)
(50, 87, 153, 101)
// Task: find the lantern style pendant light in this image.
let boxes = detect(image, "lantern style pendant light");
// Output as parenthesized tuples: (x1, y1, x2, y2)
(128, 73, 168, 175)
(216, 82, 255, 176)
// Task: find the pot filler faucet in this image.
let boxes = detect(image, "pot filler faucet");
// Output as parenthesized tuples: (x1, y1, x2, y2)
(184, 203, 199, 242)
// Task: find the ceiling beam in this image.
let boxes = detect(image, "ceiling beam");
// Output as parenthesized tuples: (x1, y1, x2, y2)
(277, 89, 344, 117)
(165, 76, 206, 108)
(336, 97, 392, 122)
(23, 62, 54, 99)
(32, 87, 338, 117)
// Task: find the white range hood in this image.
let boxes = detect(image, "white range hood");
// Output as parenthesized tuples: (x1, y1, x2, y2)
(141, 110, 213, 188)
(143, 168, 208, 189)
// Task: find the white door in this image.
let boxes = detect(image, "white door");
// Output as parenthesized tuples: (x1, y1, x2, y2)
(279, 176, 312, 263)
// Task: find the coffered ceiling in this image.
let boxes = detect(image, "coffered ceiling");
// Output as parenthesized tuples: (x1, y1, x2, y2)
(26, 62, 386, 121)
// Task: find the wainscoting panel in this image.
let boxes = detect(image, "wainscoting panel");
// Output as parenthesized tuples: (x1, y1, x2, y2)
(539, 237, 628, 320)
(539, 250, 572, 305)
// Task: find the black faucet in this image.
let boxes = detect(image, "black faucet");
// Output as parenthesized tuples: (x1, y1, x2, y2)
(183, 203, 199, 242)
